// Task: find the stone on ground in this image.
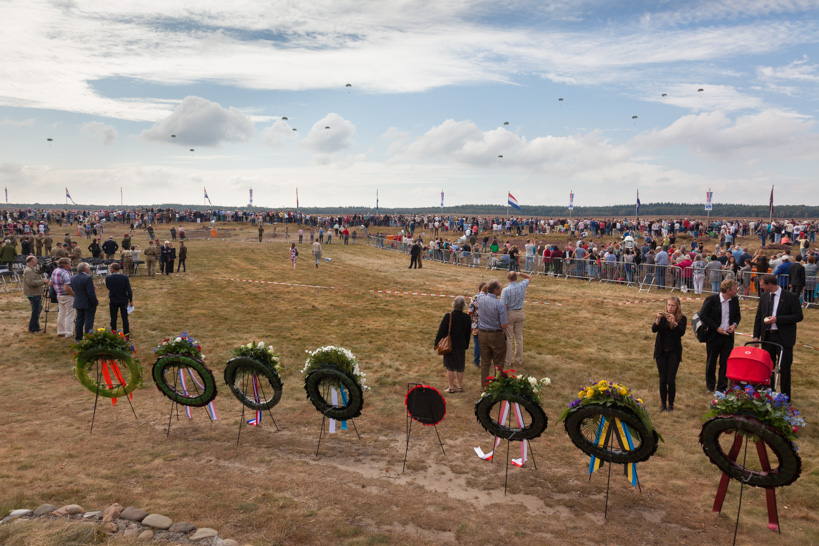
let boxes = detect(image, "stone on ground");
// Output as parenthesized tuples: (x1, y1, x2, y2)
(190, 527, 219, 541)
(119, 507, 148, 521)
(141, 513, 173, 529)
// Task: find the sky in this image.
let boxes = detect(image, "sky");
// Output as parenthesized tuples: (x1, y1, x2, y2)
(0, 0, 818, 210)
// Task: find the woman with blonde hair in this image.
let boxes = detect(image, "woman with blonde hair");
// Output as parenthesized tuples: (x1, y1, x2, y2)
(652, 296, 687, 411)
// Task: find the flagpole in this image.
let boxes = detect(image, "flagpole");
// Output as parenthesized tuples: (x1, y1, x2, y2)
(769, 185, 774, 222)
(707, 188, 711, 225)
(120, 187, 123, 207)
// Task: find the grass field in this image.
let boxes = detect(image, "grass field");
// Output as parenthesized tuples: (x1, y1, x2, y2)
(1, 224, 817, 545)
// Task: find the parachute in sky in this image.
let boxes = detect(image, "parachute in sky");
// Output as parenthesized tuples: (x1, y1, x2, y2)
(558, 98, 564, 102)
(325, 126, 330, 129)
(632, 115, 638, 119)
(503, 121, 509, 125)
(282, 116, 288, 121)
(661, 93, 667, 97)
(171, 134, 176, 138)
(346, 83, 352, 88)
(189, 149, 194, 152)
(697, 88, 704, 92)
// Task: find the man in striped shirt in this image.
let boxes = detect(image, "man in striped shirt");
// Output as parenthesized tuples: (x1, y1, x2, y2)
(49, 257, 75, 337)
(501, 271, 531, 368)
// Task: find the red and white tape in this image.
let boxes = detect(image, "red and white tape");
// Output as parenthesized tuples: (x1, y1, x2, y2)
(222, 277, 336, 290)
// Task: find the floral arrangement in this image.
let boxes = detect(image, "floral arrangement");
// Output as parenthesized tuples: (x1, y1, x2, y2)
(481, 367, 551, 404)
(154, 332, 204, 360)
(72, 328, 136, 359)
(707, 385, 805, 444)
(559, 380, 659, 436)
(231, 341, 281, 371)
(301, 345, 368, 390)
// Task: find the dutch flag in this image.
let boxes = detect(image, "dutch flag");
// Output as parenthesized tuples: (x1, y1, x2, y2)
(508, 192, 521, 210)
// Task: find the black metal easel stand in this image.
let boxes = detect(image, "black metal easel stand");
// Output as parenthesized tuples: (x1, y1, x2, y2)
(488, 402, 537, 495)
(235, 372, 280, 446)
(402, 383, 446, 473)
(315, 413, 360, 456)
(164, 367, 215, 437)
(90, 360, 138, 434)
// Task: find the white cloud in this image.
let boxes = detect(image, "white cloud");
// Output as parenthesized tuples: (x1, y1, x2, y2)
(300, 113, 356, 154)
(635, 109, 819, 160)
(259, 119, 298, 148)
(81, 121, 118, 145)
(392, 119, 630, 175)
(141, 96, 254, 146)
(1, 118, 37, 126)
(641, 83, 763, 112)
(757, 56, 819, 85)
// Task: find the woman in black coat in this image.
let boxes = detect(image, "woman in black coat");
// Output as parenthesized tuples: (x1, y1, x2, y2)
(434, 296, 472, 392)
(652, 296, 687, 411)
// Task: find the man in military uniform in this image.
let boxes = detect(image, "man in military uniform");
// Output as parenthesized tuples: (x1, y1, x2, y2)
(43, 233, 53, 256)
(69, 241, 82, 269)
(35, 233, 44, 256)
(63, 233, 73, 246)
(258, 224, 264, 242)
(52, 242, 68, 259)
(143, 240, 158, 277)
(122, 248, 134, 276)
(121, 233, 132, 250)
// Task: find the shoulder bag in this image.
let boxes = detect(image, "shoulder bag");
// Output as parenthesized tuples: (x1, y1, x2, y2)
(435, 313, 453, 355)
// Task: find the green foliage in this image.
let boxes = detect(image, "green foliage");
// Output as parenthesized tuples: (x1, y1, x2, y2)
(707, 385, 805, 443)
(560, 380, 661, 439)
(154, 332, 203, 359)
(481, 367, 550, 405)
(71, 328, 135, 360)
(231, 341, 281, 371)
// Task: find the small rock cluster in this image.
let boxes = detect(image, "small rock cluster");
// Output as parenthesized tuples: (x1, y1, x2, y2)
(1, 503, 244, 545)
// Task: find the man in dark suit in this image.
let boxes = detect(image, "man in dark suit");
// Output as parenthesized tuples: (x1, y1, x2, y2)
(71, 262, 98, 340)
(409, 240, 422, 269)
(788, 254, 805, 299)
(105, 262, 133, 334)
(753, 273, 803, 400)
(699, 279, 741, 392)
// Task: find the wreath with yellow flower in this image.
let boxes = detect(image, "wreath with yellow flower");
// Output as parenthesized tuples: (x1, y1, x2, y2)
(559, 380, 660, 464)
(72, 328, 142, 398)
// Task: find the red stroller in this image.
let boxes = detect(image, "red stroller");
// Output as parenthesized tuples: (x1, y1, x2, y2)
(726, 341, 783, 391)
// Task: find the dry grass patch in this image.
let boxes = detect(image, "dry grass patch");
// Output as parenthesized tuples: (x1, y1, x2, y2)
(0, 224, 817, 545)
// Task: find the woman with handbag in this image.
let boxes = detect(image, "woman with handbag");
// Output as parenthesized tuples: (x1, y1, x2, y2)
(434, 296, 472, 393)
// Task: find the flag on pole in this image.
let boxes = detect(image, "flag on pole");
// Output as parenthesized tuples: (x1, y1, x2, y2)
(65, 188, 76, 204)
(569, 191, 574, 210)
(705, 191, 713, 211)
(440, 190, 444, 208)
(508, 192, 521, 210)
(636, 190, 641, 215)
(4, 187, 7, 204)
(376, 189, 379, 213)
(769, 186, 774, 217)
(249, 188, 253, 206)
(204, 187, 212, 205)
(296, 188, 299, 209)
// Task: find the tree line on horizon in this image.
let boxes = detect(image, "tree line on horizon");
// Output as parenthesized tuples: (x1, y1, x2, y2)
(5, 201, 819, 219)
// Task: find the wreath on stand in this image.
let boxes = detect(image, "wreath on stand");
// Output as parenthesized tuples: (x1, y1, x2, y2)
(152, 333, 217, 407)
(73, 328, 142, 398)
(474, 368, 550, 441)
(224, 341, 283, 410)
(699, 385, 804, 488)
(302, 346, 367, 420)
(559, 380, 660, 464)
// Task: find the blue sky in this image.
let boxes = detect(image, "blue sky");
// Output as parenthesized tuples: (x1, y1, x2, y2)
(1, 0, 818, 209)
